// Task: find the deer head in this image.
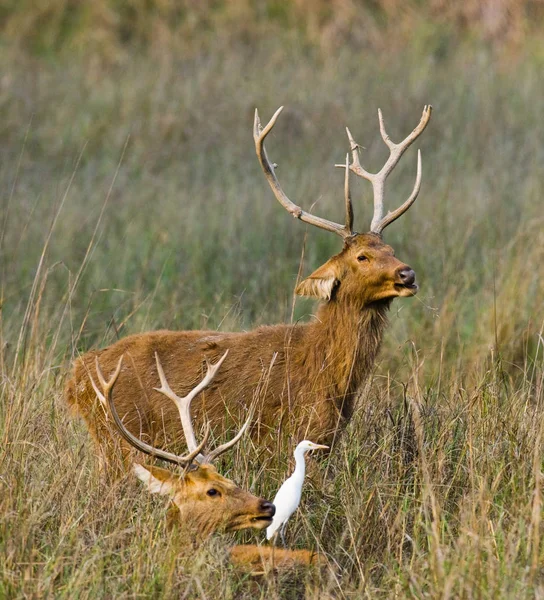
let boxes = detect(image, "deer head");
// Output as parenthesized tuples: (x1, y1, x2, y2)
(90, 352, 275, 537)
(254, 106, 432, 308)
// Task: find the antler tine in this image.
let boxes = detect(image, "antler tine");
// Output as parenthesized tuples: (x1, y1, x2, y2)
(344, 153, 353, 233)
(337, 105, 432, 235)
(374, 149, 422, 234)
(89, 368, 108, 413)
(95, 355, 123, 393)
(344, 127, 370, 180)
(89, 355, 123, 420)
(91, 356, 208, 466)
(254, 107, 354, 240)
(154, 350, 228, 463)
(203, 405, 255, 464)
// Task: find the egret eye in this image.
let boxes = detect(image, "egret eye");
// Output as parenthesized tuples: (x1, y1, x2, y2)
(206, 488, 220, 497)
(357, 255, 368, 262)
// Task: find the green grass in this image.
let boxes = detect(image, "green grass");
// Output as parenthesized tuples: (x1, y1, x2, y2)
(1, 18, 544, 598)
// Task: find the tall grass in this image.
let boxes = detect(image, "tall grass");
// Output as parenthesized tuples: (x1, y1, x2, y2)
(1, 15, 544, 597)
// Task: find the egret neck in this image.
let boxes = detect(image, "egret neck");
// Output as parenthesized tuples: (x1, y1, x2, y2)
(291, 443, 309, 502)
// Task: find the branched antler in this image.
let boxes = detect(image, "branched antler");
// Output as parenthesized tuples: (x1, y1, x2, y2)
(337, 106, 432, 235)
(254, 107, 355, 240)
(154, 351, 253, 464)
(90, 356, 209, 466)
(90, 352, 252, 467)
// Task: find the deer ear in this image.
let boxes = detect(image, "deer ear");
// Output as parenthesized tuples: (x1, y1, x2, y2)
(295, 260, 342, 301)
(133, 464, 179, 497)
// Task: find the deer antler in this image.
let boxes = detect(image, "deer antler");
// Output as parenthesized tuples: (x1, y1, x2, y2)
(153, 351, 226, 463)
(91, 352, 253, 467)
(254, 107, 355, 240)
(338, 105, 432, 235)
(153, 350, 253, 464)
(90, 356, 209, 466)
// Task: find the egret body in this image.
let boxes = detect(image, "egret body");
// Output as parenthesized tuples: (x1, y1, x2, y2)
(266, 440, 328, 545)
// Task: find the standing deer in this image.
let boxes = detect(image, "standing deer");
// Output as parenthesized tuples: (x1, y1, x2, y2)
(65, 105, 432, 465)
(91, 353, 319, 570)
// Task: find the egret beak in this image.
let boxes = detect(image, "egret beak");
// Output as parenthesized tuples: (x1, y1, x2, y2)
(311, 444, 329, 450)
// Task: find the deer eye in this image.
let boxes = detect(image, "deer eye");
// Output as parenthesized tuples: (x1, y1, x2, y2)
(207, 488, 220, 497)
(357, 255, 368, 262)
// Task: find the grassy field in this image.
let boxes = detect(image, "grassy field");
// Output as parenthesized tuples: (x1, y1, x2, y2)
(1, 5, 544, 597)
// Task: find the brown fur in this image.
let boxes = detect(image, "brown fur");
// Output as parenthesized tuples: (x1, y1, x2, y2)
(65, 233, 417, 464)
(228, 544, 320, 572)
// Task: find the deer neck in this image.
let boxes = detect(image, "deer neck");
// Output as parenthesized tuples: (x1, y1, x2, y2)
(299, 299, 391, 404)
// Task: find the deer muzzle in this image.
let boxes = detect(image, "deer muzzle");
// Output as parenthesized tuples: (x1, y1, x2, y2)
(395, 266, 418, 294)
(254, 500, 275, 521)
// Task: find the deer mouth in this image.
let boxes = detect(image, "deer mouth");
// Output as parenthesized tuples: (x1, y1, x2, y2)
(252, 515, 273, 523)
(250, 515, 274, 530)
(226, 507, 274, 531)
(227, 515, 273, 532)
(395, 282, 418, 295)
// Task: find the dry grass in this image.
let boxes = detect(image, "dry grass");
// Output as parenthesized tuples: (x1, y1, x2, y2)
(1, 12, 544, 597)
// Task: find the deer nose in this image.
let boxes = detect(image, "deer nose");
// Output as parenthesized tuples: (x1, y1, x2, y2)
(260, 500, 276, 516)
(399, 267, 416, 286)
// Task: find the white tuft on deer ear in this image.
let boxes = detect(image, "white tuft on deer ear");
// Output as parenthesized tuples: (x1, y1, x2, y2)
(295, 276, 339, 301)
(295, 257, 343, 301)
(133, 464, 177, 497)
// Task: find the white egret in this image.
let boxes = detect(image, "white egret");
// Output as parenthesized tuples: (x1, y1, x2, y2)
(266, 440, 328, 546)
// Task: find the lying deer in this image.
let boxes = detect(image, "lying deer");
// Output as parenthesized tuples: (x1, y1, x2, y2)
(90, 352, 319, 570)
(66, 105, 431, 463)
